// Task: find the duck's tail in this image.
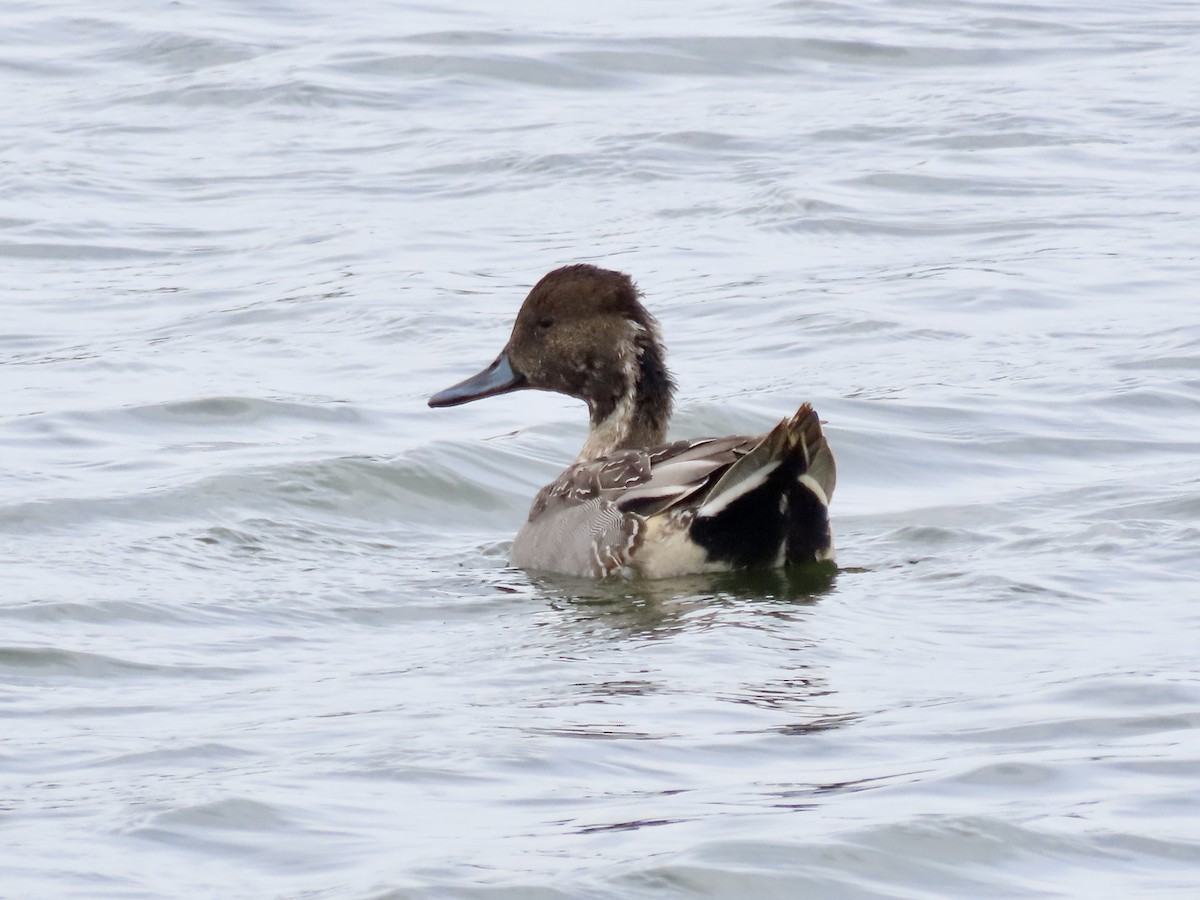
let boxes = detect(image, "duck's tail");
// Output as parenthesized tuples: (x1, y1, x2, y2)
(690, 403, 836, 568)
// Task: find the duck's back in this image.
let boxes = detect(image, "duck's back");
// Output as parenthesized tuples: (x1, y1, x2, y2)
(511, 436, 751, 578)
(511, 404, 835, 579)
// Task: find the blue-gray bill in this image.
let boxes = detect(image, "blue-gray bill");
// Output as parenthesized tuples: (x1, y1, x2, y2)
(428, 352, 527, 408)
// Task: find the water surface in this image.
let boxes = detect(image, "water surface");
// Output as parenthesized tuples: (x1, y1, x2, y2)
(3, 0, 1199, 896)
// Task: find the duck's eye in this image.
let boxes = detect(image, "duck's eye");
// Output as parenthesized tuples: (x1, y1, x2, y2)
(537, 316, 554, 329)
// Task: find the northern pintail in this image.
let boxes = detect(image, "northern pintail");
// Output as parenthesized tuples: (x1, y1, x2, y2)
(429, 264, 836, 578)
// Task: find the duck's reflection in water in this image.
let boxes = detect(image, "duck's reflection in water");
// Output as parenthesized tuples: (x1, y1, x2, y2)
(532, 562, 837, 640)
(508, 562, 858, 741)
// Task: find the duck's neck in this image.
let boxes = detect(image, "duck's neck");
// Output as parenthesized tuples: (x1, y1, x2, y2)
(578, 328, 674, 461)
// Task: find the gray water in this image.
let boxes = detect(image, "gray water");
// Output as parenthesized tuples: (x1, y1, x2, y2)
(3, 0, 1200, 896)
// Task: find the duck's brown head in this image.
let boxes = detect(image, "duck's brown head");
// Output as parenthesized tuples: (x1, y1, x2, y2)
(429, 264, 675, 456)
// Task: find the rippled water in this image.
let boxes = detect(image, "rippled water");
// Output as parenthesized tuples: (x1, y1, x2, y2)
(4, 0, 1200, 896)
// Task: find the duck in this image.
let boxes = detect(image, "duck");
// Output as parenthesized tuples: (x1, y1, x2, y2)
(428, 264, 836, 579)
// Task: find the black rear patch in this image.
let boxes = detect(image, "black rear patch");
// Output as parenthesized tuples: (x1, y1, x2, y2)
(785, 479, 831, 565)
(689, 464, 830, 570)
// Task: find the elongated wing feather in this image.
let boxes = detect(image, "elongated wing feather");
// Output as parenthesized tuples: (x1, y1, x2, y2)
(525, 436, 757, 522)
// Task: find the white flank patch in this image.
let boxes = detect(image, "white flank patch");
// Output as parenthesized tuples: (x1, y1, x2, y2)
(636, 517, 724, 579)
(696, 461, 779, 518)
(796, 473, 829, 507)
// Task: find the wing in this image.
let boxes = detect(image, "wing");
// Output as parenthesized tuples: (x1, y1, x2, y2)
(514, 435, 761, 576)
(527, 436, 758, 521)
